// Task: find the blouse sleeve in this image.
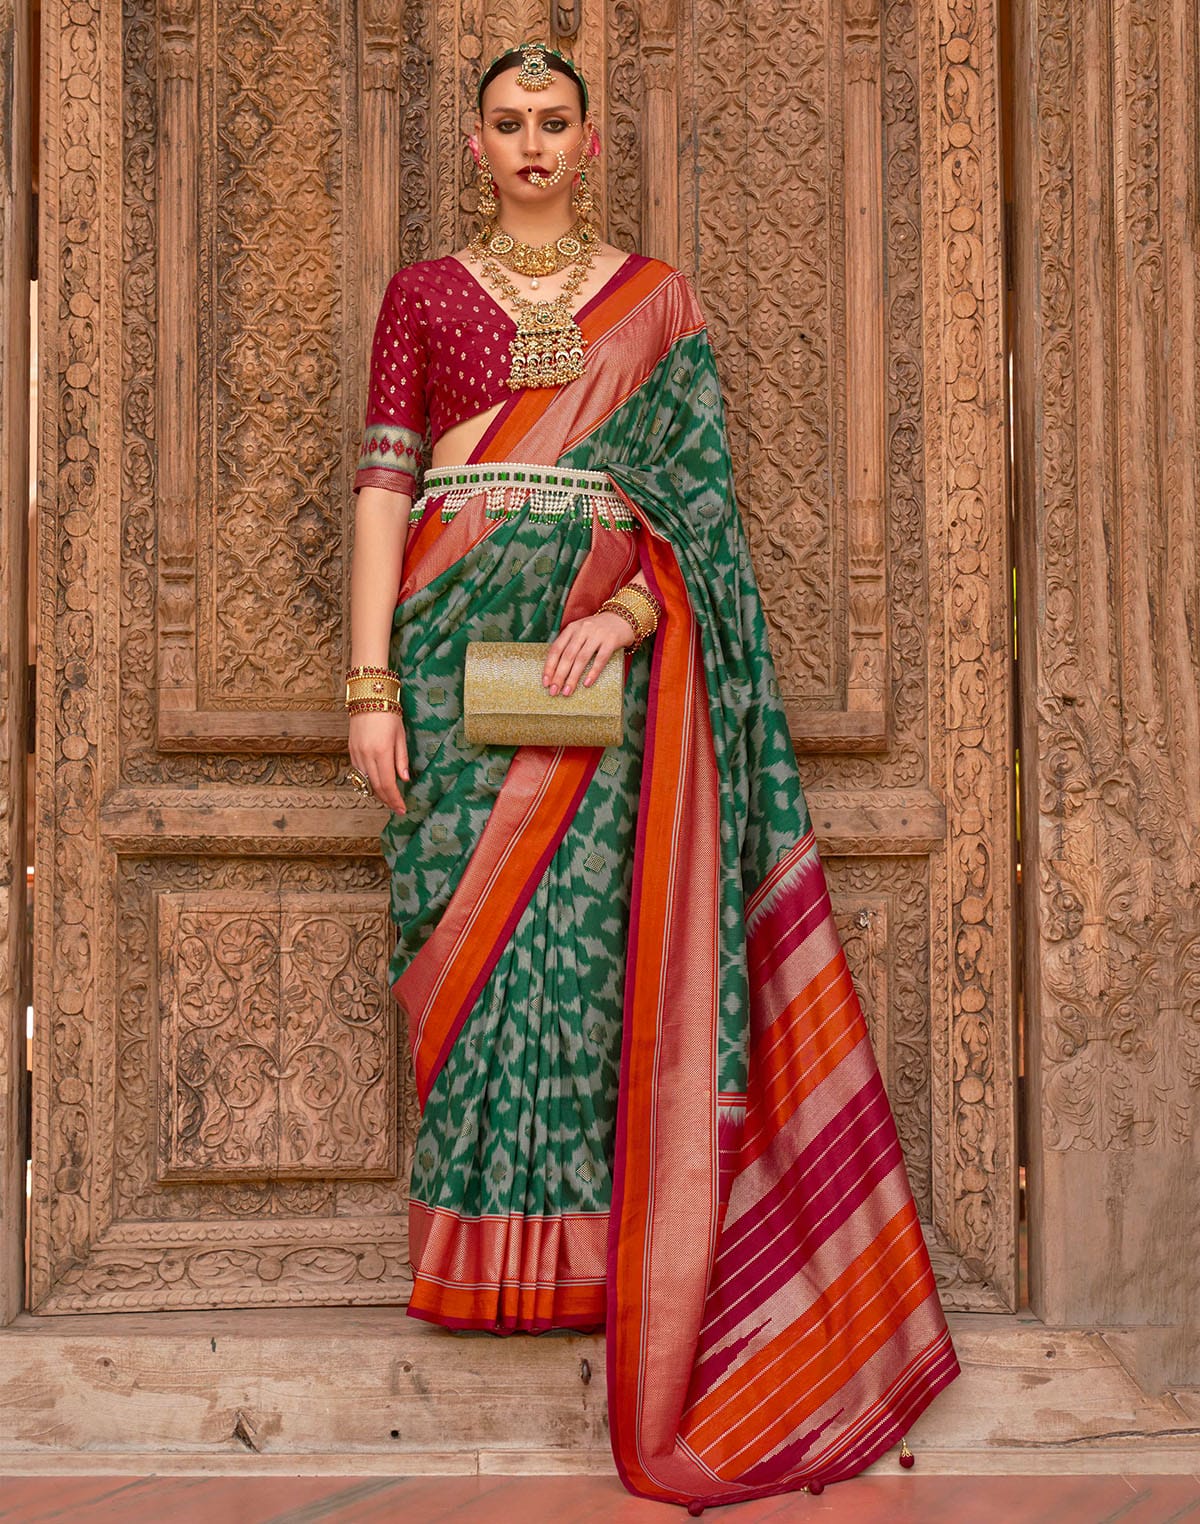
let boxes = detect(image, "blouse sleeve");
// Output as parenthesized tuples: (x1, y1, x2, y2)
(352, 272, 427, 498)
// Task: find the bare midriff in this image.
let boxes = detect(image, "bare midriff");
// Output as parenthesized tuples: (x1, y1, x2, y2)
(430, 403, 507, 471)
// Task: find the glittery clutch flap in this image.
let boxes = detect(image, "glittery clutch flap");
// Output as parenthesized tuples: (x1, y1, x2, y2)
(463, 640, 623, 748)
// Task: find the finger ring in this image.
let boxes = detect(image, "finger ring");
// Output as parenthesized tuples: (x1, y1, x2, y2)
(345, 767, 372, 796)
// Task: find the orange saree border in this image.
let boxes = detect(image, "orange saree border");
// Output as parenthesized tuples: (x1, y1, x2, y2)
(605, 512, 727, 1499)
(407, 1202, 608, 1331)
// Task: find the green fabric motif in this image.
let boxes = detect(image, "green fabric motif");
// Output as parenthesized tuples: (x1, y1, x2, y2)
(381, 496, 649, 1224)
(385, 324, 814, 1236)
(410, 690, 644, 1218)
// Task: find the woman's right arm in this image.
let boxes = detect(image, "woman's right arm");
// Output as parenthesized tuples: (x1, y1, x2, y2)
(348, 483, 411, 813)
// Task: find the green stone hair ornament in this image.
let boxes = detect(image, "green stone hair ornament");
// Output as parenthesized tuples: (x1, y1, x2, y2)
(516, 43, 553, 92)
(476, 40, 590, 114)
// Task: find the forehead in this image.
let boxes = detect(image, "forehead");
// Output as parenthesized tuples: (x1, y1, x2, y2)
(480, 68, 580, 114)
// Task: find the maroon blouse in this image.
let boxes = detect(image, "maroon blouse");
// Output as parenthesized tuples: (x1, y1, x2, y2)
(353, 257, 519, 499)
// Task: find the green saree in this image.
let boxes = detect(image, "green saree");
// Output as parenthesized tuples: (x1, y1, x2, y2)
(375, 254, 957, 1506)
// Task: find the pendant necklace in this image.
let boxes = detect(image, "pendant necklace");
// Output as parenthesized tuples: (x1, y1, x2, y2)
(467, 223, 599, 389)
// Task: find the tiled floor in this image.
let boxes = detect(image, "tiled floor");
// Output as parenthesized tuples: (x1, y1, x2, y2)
(1, 1475, 1200, 1523)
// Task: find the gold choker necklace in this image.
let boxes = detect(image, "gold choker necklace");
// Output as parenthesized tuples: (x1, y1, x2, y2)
(477, 220, 598, 285)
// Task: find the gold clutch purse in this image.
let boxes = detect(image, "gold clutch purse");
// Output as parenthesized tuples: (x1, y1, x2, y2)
(463, 640, 624, 748)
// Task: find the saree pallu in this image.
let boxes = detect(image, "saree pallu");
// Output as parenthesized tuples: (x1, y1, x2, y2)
(385, 255, 959, 1508)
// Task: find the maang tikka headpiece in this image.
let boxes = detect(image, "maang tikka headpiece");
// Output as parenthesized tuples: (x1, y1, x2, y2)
(515, 42, 553, 92)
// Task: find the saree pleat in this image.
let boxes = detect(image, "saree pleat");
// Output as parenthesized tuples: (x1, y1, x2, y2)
(383, 256, 958, 1505)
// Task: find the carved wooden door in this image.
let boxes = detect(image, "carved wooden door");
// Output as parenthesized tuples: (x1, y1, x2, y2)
(30, 0, 1015, 1313)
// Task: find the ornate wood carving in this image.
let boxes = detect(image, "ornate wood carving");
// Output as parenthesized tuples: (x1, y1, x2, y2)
(30, 0, 410, 1315)
(915, 0, 1016, 1312)
(27, 0, 1016, 1318)
(157, 891, 395, 1182)
(155, 0, 360, 751)
(0, 0, 32, 1324)
(605, 0, 643, 255)
(1014, 0, 1200, 1335)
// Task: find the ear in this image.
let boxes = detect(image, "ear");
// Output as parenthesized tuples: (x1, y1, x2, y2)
(586, 123, 602, 158)
(468, 126, 483, 165)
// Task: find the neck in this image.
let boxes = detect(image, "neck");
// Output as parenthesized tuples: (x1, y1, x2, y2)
(493, 200, 576, 246)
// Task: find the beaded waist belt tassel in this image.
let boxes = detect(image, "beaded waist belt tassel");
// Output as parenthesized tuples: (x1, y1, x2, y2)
(411, 462, 636, 530)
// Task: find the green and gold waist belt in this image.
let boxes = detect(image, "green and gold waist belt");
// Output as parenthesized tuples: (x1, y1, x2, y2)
(411, 461, 635, 529)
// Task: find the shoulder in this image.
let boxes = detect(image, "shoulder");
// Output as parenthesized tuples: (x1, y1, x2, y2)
(617, 253, 707, 333)
(384, 255, 467, 307)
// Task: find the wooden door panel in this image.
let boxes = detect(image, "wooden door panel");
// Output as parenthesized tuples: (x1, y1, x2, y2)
(31, 0, 1015, 1314)
(157, 0, 362, 751)
(156, 891, 395, 1183)
(31, 0, 412, 1313)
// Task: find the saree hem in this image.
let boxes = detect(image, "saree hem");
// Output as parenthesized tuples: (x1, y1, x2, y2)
(406, 1280, 608, 1334)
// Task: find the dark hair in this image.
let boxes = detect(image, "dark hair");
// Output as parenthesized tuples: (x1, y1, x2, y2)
(477, 48, 589, 116)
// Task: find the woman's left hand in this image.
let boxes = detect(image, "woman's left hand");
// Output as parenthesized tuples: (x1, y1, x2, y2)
(543, 610, 634, 696)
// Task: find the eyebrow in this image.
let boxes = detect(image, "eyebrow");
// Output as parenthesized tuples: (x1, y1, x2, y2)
(486, 102, 576, 116)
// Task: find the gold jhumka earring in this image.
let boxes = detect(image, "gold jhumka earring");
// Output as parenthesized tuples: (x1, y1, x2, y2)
(572, 156, 596, 224)
(477, 151, 498, 221)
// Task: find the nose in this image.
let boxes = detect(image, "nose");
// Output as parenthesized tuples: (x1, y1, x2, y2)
(519, 121, 545, 156)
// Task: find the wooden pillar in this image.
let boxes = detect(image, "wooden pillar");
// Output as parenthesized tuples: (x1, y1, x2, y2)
(641, 0, 679, 267)
(156, 0, 199, 721)
(361, 0, 404, 308)
(843, 0, 887, 724)
(0, 0, 32, 1324)
(1012, 0, 1200, 1379)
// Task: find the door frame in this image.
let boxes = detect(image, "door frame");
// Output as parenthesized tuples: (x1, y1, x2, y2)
(0, 0, 33, 1329)
(7, 0, 1018, 1316)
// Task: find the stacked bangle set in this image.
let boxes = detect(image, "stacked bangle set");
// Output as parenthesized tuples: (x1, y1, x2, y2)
(345, 664, 402, 716)
(345, 583, 658, 729)
(599, 582, 664, 653)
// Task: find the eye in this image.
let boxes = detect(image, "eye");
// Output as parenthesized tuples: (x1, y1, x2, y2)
(544, 118, 570, 132)
(493, 119, 519, 133)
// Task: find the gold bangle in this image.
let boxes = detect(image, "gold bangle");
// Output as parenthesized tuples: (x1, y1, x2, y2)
(598, 598, 646, 652)
(623, 583, 663, 623)
(346, 697, 403, 716)
(346, 663, 401, 682)
(617, 583, 661, 629)
(345, 674, 401, 708)
(604, 588, 655, 640)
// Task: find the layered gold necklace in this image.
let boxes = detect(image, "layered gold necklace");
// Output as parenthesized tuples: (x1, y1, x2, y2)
(467, 222, 599, 390)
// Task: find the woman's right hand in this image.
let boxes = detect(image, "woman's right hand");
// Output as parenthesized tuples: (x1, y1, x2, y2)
(349, 709, 409, 813)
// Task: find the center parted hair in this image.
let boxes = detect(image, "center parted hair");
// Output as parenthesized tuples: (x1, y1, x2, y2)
(476, 41, 590, 115)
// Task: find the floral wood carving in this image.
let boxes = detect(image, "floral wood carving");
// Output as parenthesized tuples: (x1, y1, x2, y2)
(1023, 0, 1200, 1151)
(915, 0, 1015, 1307)
(157, 892, 395, 1181)
(203, 0, 349, 704)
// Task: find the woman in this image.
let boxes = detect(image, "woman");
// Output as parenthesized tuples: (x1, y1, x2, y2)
(347, 41, 958, 1510)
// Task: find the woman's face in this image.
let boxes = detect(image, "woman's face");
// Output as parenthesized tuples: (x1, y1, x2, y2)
(477, 66, 590, 217)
